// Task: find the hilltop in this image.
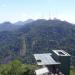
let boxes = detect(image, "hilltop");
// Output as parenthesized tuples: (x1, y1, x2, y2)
(0, 19, 74, 66)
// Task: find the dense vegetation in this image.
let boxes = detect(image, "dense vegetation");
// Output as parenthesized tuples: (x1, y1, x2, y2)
(0, 60, 74, 75)
(0, 19, 75, 66)
(0, 60, 39, 75)
(70, 68, 75, 75)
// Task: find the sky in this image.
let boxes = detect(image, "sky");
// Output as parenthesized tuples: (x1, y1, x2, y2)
(0, 0, 75, 23)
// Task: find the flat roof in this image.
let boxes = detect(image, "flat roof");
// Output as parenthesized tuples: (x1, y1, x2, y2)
(53, 50, 70, 56)
(34, 53, 60, 65)
(35, 67, 49, 75)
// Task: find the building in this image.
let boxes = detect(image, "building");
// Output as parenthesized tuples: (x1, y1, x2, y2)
(34, 50, 71, 75)
(52, 50, 71, 75)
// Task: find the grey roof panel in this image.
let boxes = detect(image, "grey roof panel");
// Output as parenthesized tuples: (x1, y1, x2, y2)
(34, 53, 60, 65)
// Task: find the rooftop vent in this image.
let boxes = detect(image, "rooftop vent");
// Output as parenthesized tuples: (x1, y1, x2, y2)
(58, 52, 65, 55)
(37, 60, 41, 62)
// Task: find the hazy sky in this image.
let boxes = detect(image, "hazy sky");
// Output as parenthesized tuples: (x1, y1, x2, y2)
(0, 0, 75, 23)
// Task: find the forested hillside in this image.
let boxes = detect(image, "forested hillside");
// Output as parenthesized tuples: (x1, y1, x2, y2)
(0, 19, 75, 66)
(0, 60, 74, 75)
(0, 60, 38, 75)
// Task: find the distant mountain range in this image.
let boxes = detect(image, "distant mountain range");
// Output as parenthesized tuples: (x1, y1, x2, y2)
(14, 19, 34, 25)
(0, 19, 75, 66)
(0, 19, 34, 31)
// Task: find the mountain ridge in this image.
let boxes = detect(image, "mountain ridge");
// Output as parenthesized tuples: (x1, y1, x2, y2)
(0, 19, 74, 65)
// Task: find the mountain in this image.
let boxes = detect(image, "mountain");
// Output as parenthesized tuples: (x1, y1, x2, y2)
(14, 21, 24, 25)
(0, 19, 75, 65)
(24, 19, 34, 24)
(0, 22, 22, 31)
(14, 19, 34, 25)
(0, 19, 34, 31)
(18, 19, 75, 65)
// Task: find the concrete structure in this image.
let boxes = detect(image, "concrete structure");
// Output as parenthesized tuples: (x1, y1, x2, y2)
(34, 50, 71, 75)
(52, 50, 71, 75)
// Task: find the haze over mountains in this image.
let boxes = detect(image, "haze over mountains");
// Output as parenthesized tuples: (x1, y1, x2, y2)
(0, 19, 75, 66)
(0, 19, 34, 31)
(14, 19, 34, 25)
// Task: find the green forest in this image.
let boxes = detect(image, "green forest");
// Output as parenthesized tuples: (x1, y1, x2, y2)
(0, 60, 39, 75)
(0, 60, 74, 75)
(0, 19, 75, 66)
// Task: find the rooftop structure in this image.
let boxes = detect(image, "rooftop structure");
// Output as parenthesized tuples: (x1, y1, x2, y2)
(53, 50, 70, 56)
(34, 50, 71, 75)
